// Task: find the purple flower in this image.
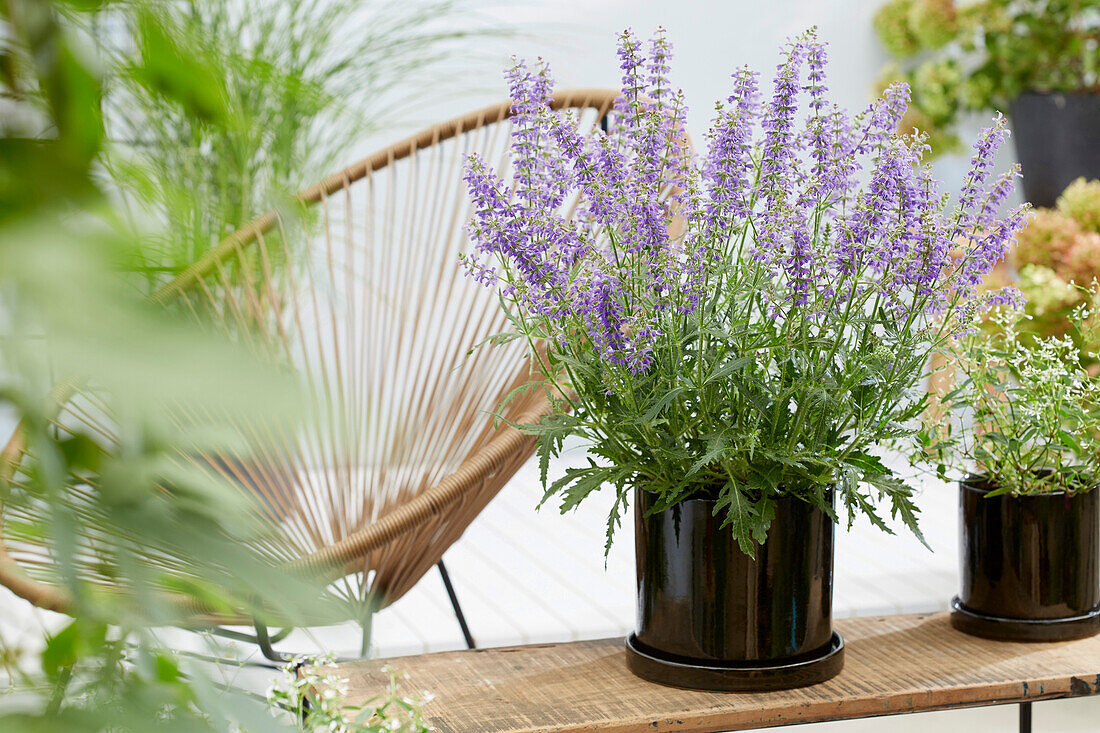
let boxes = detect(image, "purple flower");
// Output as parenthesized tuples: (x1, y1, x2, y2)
(952, 115, 1010, 239)
(752, 36, 808, 273)
(462, 31, 701, 374)
(804, 40, 830, 176)
(464, 27, 1027, 377)
(702, 66, 760, 240)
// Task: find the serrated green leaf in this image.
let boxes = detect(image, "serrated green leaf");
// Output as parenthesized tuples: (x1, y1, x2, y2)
(704, 355, 755, 386)
(714, 485, 769, 557)
(684, 432, 730, 478)
(636, 387, 685, 424)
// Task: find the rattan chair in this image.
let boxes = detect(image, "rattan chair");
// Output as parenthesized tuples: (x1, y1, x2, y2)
(0, 89, 618, 657)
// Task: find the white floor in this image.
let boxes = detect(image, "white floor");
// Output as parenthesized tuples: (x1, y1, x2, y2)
(2, 446, 1098, 730)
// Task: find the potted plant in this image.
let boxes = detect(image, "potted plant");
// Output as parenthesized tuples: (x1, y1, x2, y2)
(925, 297, 1100, 641)
(464, 27, 1025, 690)
(873, 0, 1100, 206)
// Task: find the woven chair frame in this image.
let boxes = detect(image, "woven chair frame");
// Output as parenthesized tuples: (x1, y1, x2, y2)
(0, 89, 619, 620)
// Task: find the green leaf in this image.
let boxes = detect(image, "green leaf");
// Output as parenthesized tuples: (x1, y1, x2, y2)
(544, 464, 608, 512)
(1057, 429, 1084, 456)
(153, 652, 181, 683)
(868, 471, 930, 550)
(131, 9, 227, 123)
(636, 387, 685, 424)
(844, 451, 889, 475)
(42, 620, 107, 681)
(704, 355, 755, 385)
(41, 623, 80, 680)
(58, 435, 104, 473)
(684, 431, 730, 478)
(714, 485, 771, 557)
(537, 435, 552, 489)
(465, 329, 520, 357)
(492, 380, 542, 427)
(839, 467, 893, 534)
(604, 486, 630, 559)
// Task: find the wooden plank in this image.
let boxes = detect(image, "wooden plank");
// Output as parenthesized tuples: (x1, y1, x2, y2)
(337, 612, 1100, 732)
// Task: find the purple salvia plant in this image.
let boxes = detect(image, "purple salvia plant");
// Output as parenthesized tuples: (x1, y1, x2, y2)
(464, 27, 1029, 553)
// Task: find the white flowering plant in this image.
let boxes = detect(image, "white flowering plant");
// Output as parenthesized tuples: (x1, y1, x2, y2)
(267, 656, 433, 732)
(924, 288, 1100, 495)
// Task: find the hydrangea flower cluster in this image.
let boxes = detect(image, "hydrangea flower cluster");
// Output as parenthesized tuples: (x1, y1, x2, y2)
(1009, 178, 1100, 349)
(465, 27, 1029, 551)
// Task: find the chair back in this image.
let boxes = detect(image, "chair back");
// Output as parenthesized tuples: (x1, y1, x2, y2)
(0, 90, 619, 613)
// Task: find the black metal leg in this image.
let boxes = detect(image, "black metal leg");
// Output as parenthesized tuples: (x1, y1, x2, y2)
(206, 624, 292, 667)
(292, 657, 311, 724)
(1019, 701, 1032, 733)
(360, 595, 379, 659)
(437, 560, 476, 649)
(254, 618, 288, 663)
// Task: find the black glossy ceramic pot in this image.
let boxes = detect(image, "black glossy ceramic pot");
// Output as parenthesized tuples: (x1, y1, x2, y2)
(625, 488, 843, 691)
(951, 476, 1100, 642)
(1009, 92, 1100, 208)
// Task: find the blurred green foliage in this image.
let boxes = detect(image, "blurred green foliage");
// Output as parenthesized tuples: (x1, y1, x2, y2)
(0, 0, 381, 729)
(872, 0, 1100, 156)
(93, 0, 503, 291)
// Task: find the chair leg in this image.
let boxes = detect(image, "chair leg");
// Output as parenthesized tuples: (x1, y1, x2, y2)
(254, 618, 288, 664)
(292, 657, 311, 725)
(359, 594, 382, 659)
(207, 624, 292, 667)
(437, 560, 476, 649)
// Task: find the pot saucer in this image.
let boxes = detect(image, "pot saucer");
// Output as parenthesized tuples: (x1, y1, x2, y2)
(950, 597, 1100, 642)
(624, 632, 844, 692)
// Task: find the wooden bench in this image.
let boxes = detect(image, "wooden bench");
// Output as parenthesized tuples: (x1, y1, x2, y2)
(336, 612, 1100, 732)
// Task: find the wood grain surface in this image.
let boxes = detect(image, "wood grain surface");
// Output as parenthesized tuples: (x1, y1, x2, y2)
(337, 612, 1100, 732)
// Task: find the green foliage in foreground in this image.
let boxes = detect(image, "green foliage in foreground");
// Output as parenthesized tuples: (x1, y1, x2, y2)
(95, 0, 506, 291)
(268, 657, 432, 732)
(0, 1, 385, 729)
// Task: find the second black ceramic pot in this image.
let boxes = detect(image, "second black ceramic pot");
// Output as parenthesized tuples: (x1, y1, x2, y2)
(951, 475, 1100, 642)
(625, 488, 844, 691)
(1009, 92, 1100, 208)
